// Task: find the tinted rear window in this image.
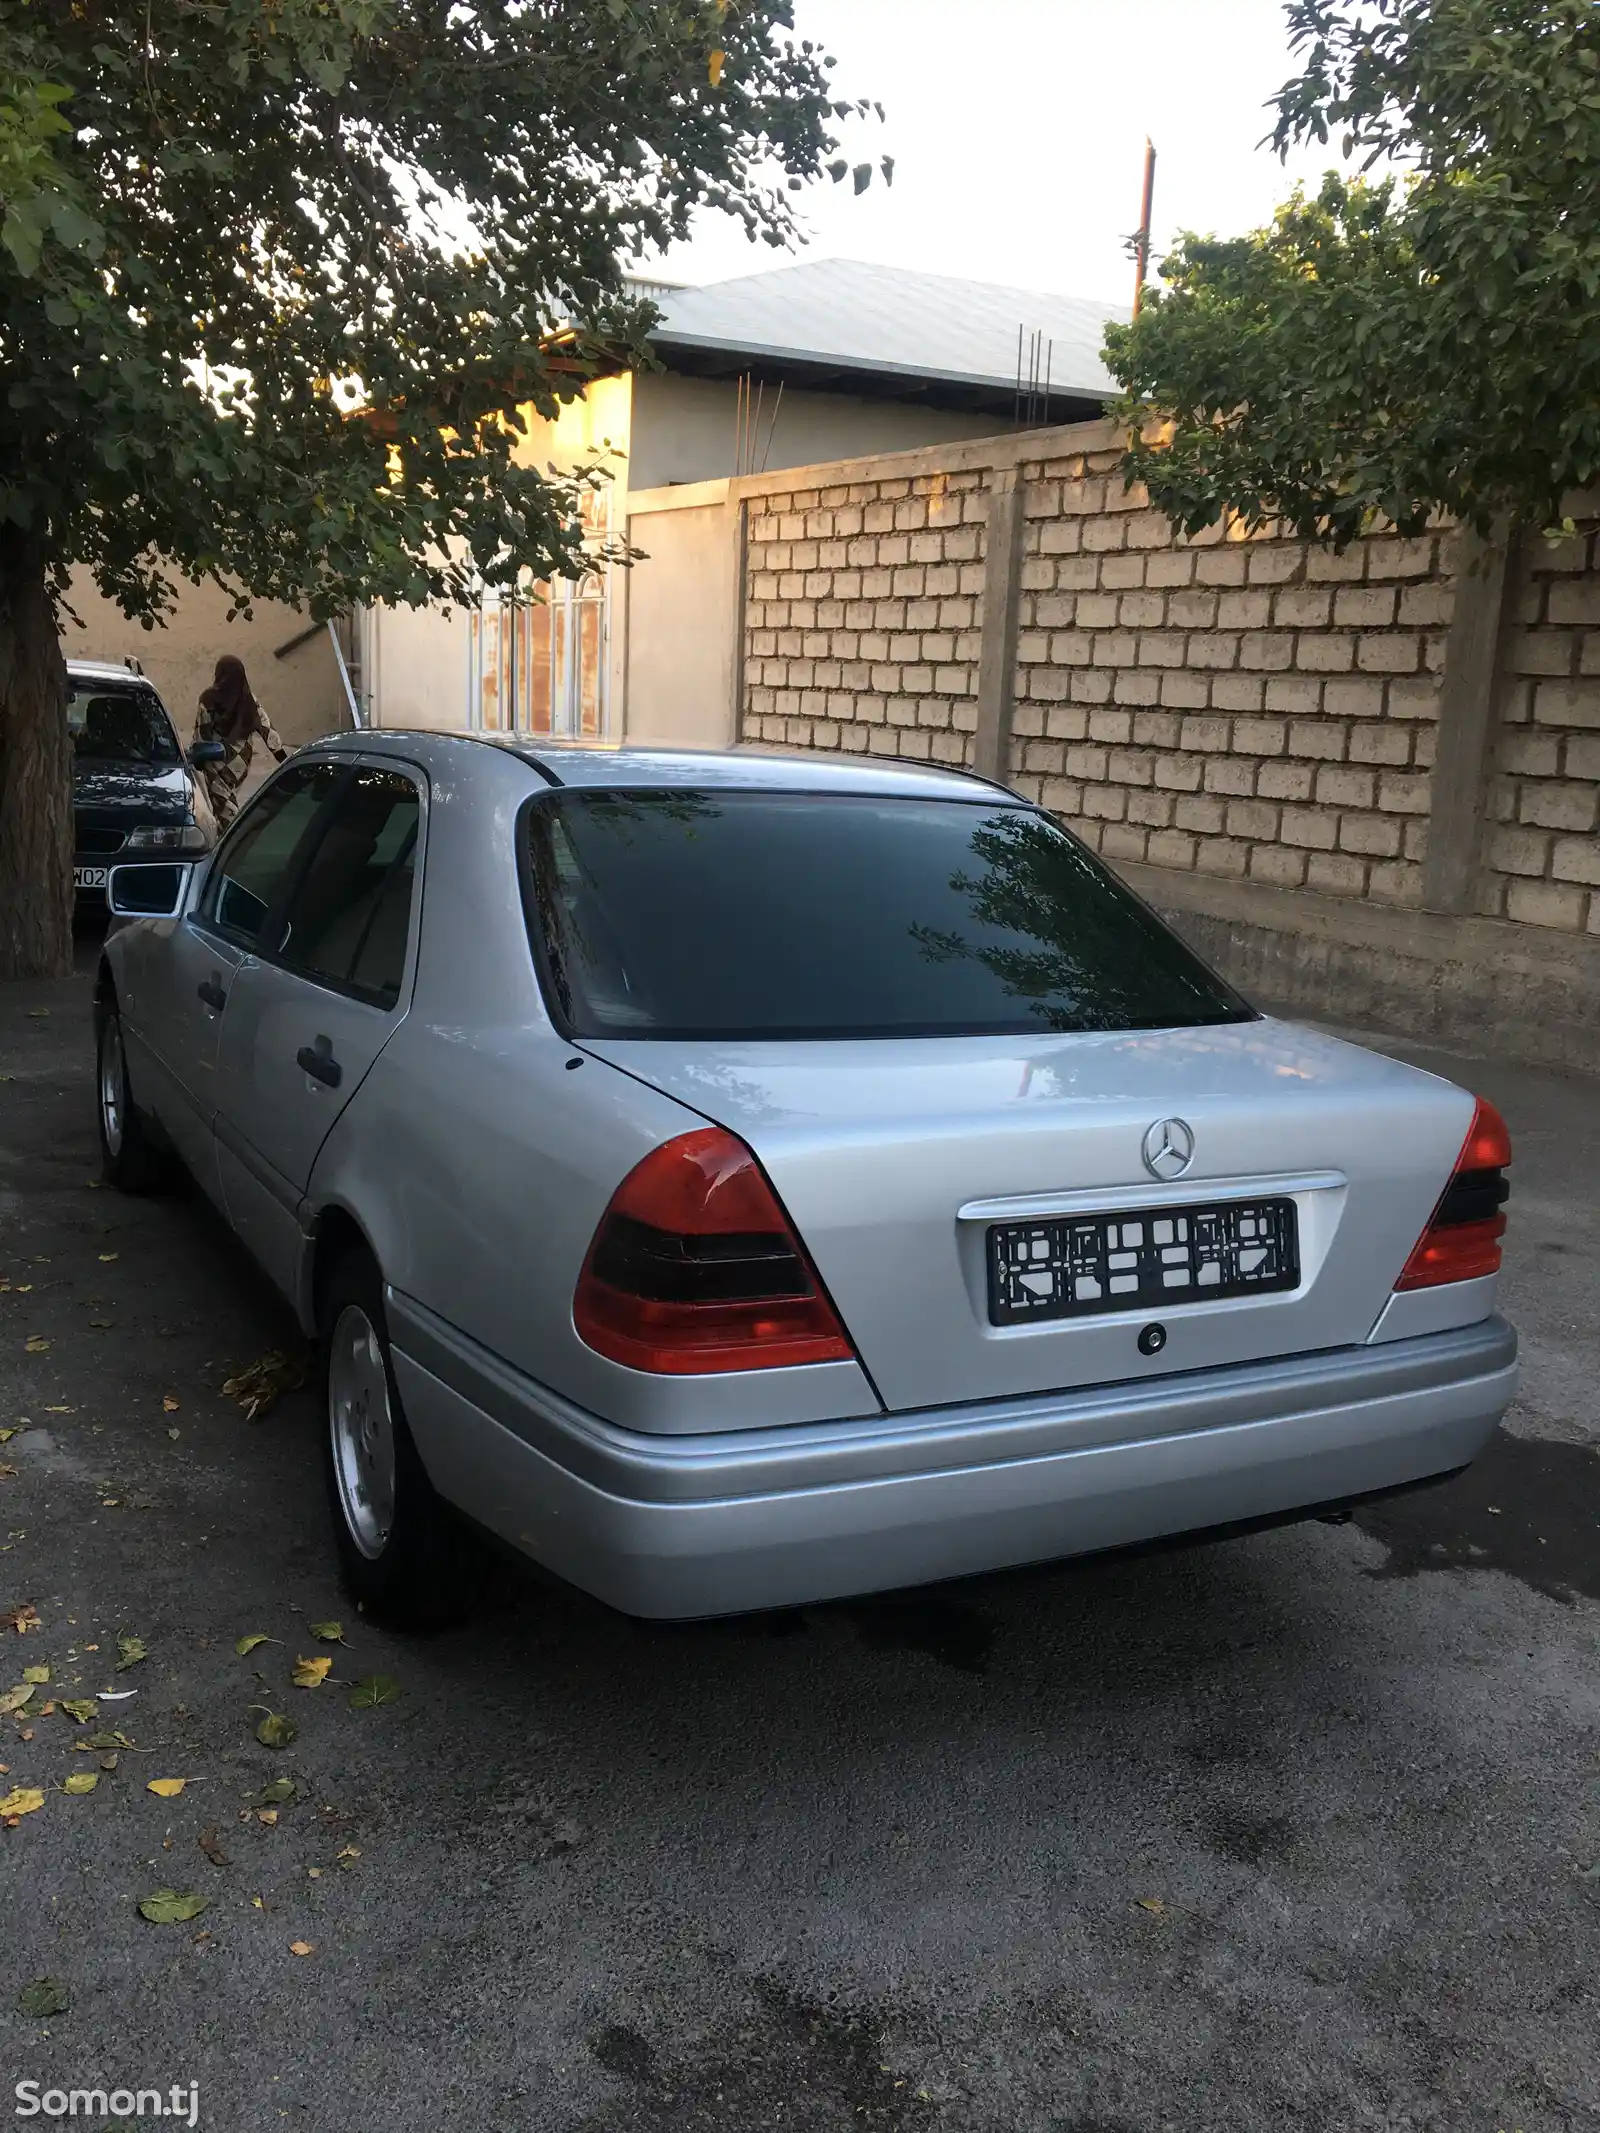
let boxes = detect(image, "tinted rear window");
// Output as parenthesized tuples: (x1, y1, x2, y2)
(524, 791, 1253, 1040)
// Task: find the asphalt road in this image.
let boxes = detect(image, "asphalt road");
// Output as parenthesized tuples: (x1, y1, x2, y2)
(0, 935, 1596, 2133)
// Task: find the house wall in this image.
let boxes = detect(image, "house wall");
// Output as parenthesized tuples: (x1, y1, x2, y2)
(623, 481, 740, 749)
(61, 573, 347, 749)
(628, 369, 1012, 491)
(731, 420, 1600, 1067)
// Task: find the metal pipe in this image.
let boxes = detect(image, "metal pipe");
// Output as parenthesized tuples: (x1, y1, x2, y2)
(1133, 137, 1157, 317)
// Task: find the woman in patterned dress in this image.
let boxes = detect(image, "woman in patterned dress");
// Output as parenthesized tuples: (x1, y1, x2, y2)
(192, 655, 287, 832)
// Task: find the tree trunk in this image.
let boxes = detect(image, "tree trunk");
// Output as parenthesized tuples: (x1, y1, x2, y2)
(0, 537, 73, 980)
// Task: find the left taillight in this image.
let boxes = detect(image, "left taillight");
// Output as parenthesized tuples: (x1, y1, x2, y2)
(1395, 1096, 1512, 1291)
(573, 1127, 855, 1375)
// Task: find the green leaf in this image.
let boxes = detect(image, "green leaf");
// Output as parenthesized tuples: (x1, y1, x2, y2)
(17, 1977, 69, 2018)
(58, 1698, 99, 1723)
(243, 1776, 297, 1808)
(115, 1633, 147, 1672)
(255, 1710, 297, 1748)
(61, 1772, 99, 1796)
(307, 1620, 346, 1643)
(348, 1674, 401, 1709)
(49, 196, 104, 257)
(235, 1634, 277, 1657)
(137, 1889, 210, 1925)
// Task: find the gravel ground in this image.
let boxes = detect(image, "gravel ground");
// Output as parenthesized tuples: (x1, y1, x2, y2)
(0, 937, 1595, 2133)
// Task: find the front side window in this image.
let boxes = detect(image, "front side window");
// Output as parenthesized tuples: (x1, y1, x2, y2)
(68, 683, 180, 766)
(276, 769, 421, 1008)
(200, 762, 345, 948)
(524, 790, 1254, 1040)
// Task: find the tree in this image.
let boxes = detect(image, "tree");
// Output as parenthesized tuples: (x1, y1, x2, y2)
(1103, 0, 1600, 548)
(0, 2, 887, 978)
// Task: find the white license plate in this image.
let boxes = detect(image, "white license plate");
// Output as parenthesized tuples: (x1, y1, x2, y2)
(74, 867, 109, 889)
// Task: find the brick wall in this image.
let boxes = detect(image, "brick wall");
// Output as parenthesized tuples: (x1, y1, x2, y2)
(742, 469, 987, 763)
(737, 426, 1600, 942)
(1005, 439, 1452, 907)
(1482, 520, 1600, 931)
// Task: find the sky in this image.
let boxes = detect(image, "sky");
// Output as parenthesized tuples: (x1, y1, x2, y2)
(654, 0, 1347, 303)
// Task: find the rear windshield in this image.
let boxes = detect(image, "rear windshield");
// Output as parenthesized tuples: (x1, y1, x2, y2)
(68, 682, 180, 765)
(524, 791, 1253, 1041)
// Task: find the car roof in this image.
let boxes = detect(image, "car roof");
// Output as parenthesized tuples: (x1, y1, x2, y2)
(315, 730, 1015, 803)
(67, 659, 160, 687)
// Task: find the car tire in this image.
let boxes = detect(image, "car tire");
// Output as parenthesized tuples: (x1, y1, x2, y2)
(96, 997, 176, 1193)
(320, 1248, 483, 1630)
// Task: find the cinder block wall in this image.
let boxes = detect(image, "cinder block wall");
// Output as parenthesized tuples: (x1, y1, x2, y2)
(1483, 523, 1600, 929)
(1002, 438, 1452, 908)
(743, 467, 989, 766)
(738, 427, 1600, 955)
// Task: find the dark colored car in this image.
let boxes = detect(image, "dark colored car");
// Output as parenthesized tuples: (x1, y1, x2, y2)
(69, 660, 223, 901)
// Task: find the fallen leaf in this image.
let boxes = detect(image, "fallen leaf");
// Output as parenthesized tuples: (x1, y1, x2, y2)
(197, 1823, 229, 1867)
(25, 1008, 49, 1019)
(21, 1665, 48, 1685)
(0, 1684, 35, 1717)
(234, 1634, 277, 1657)
(0, 1603, 40, 1634)
(244, 1777, 296, 1808)
(115, 1634, 147, 1672)
(166, 1428, 180, 1441)
(162, 1396, 179, 1413)
(307, 1866, 322, 1879)
(1134, 1897, 1167, 1915)
(17, 1978, 68, 2018)
(335, 1845, 361, 1868)
(76, 1730, 135, 1752)
(256, 1807, 279, 1826)
(291, 1655, 332, 1688)
(255, 1710, 297, 1749)
(308, 1621, 346, 1644)
(348, 1674, 400, 1710)
(0, 1464, 16, 1479)
(0, 1785, 45, 1819)
(58, 1699, 99, 1724)
(221, 1349, 311, 1422)
(0, 1429, 13, 1444)
(98, 1253, 119, 1264)
(61, 1773, 98, 1796)
(23, 1337, 48, 1353)
(98, 1754, 118, 1772)
(137, 1889, 210, 1925)
(289, 1940, 315, 1957)
(147, 1777, 187, 1799)
(88, 1321, 114, 1331)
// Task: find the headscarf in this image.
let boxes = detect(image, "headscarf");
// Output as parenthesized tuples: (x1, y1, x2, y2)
(199, 655, 262, 744)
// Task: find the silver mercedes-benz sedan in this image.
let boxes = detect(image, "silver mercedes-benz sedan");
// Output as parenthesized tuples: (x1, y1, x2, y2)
(94, 735, 1517, 1627)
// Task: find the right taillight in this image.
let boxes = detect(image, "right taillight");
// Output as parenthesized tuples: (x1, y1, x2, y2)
(573, 1126, 855, 1374)
(1395, 1096, 1512, 1291)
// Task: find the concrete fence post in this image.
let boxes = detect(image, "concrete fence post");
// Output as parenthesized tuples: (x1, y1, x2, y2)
(1421, 519, 1518, 914)
(971, 467, 1025, 784)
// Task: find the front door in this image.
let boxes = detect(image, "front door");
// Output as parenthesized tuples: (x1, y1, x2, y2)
(210, 765, 424, 1300)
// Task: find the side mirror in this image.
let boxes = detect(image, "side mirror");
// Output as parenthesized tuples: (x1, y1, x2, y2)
(107, 861, 193, 919)
(187, 739, 226, 767)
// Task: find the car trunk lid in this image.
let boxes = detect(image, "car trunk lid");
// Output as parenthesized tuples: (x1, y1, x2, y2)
(583, 1018, 1474, 1413)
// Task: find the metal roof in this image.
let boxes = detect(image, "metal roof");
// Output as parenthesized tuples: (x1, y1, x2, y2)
(646, 258, 1126, 404)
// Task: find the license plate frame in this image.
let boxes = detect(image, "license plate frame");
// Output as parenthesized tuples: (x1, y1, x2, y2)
(987, 1196, 1300, 1327)
(73, 866, 109, 890)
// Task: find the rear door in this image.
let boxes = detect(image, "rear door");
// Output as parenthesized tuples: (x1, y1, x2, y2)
(211, 764, 423, 1298)
(131, 762, 344, 1192)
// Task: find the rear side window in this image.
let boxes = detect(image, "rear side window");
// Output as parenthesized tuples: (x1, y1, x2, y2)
(202, 762, 345, 947)
(276, 768, 420, 1007)
(524, 791, 1253, 1040)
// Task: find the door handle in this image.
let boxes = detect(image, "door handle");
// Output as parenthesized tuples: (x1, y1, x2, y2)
(197, 977, 227, 1012)
(296, 1039, 343, 1089)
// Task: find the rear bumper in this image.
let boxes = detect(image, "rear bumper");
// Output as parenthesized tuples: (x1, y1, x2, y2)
(389, 1298, 1517, 1619)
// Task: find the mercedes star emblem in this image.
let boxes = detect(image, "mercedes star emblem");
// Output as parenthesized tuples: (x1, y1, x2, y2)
(1141, 1116, 1195, 1182)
